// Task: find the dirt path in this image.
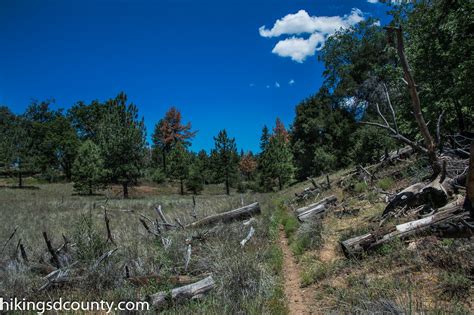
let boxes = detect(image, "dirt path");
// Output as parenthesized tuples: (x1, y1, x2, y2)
(279, 227, 307, 315)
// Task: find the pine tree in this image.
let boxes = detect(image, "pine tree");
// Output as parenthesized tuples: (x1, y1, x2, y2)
(239, 152, 257, 180)
(152, 107, 196, 174)
(168, 141, 190, 195)
(72, 140, 106, 195)
(97, 92, 146, 198)
(186, 159, 204, 194)
(212, 129, 239, 195)
(259, 119, 295, 191)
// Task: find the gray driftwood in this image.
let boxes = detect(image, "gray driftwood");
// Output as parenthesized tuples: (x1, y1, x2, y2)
(148, 275, 215, 309)
(185, 203, 261, 228)
(295, 195, 337, 222)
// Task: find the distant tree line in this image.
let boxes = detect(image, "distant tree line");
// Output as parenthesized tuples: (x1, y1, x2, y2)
(0, 1, 471, 195)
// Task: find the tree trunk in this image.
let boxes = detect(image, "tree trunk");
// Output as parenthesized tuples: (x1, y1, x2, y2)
(162, 151, 166, 173)
(18, 171, 23, 188)
(465, 141, 474, 217)
(278, 176, 282, 190)
(186, 202, 261, 228)
(123, 182, 129, 199)
(394, 27, 441, 176)
(180, 179, 184, 195)
(225, 175, 230, 195)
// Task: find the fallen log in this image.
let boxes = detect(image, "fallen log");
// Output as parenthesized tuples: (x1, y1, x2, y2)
(295, 196, 337, 222)
(148, 275, 215, 309)
(294, 195, 337, 215)
(185, 203, 261, 228)
(342, 196, 466, 257)
(383, 174, 456, 216)
(127, 274, 197, 287)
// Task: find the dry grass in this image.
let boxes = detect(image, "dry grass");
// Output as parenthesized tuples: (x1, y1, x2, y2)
(0, 182, 286, 314)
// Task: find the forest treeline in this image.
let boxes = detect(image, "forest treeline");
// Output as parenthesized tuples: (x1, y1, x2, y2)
(0, 1, 472, 197)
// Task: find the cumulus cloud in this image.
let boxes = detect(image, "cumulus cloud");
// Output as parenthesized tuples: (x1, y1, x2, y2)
(260, 8, 365, 62)
(289, 79, 295, 85)
(367, 0, 378, 3)
(259, 9, 363, 38)
(275, 82, 280, 88)
(271, 32, 325, 62)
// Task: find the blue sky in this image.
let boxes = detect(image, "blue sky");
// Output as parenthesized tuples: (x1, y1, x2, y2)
(0, 0, 389, 152)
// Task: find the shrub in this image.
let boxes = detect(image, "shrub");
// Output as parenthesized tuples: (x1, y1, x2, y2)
(151, 168, 166, 184)
(439, 272, 471, 299)
(377, 177, 395, 190)
(291, 220, 323, 256)
(354, 181, 368, 193)
(72, 213, 109, 262)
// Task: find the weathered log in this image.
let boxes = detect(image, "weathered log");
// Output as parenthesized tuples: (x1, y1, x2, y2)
(184, 244, 192, 271)
(156, 205, 172, 229)
(148, 275, 215, 309)
(342, 196, 466, 257)
(127, 274, 197, 287)
(383, 175, 454, 216)
(297, 204, 330, 222)
(185, 203, 261, 228)
(294, 195, 337, 215)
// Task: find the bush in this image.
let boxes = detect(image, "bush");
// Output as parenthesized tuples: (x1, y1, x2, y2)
(151, 168, 166, 184)
(354, 181, 368, 193)
(439, 272, 471, 299)
(377, 177, 395, 190)
(291, 220, 323, 256)
(72, 213, 109, 262)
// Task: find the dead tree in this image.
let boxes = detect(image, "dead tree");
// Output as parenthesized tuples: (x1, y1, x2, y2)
(390, 26, 441, 175)
(342, 196, 467, 257)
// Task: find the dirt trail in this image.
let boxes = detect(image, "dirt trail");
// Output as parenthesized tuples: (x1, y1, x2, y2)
(279, 227, 308, 315)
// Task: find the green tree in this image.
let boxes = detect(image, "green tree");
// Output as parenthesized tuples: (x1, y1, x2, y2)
(186, 158, 204, 194)
(97, 92, 146, 198)
(211, 129, 239, 195)
(72, 140, 106, 195)
(168, 141, 190, 195)
(260, 119, 295, 191)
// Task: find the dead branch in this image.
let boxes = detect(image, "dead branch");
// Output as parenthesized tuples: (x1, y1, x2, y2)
(42, 232, 61, 268)
(240, 226, 255, 247)
(1, 226, 18, 255)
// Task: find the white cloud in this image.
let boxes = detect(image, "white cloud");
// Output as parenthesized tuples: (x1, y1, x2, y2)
(289, 79, 295, 85)
(367, 0, 378, 3)
(272, 32, 325, 63)
(275, 82, 280, 88)
(259, 8, 364, 38)
(260, 8, 365, 62)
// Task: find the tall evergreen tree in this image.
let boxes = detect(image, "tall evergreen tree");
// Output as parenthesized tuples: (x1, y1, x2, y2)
(97, 92, 146, 198)
(152, 107, 196, 173)
(72, 140, 106, 195)
(260, 119, 295, 190)
(211, 129, 239, 195)
(168, 141, 190, 195)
